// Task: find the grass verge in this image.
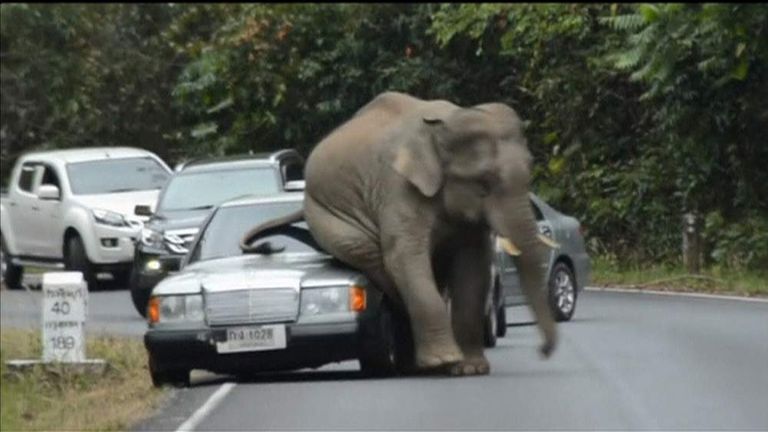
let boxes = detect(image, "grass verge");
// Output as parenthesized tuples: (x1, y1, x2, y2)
(0, 329, 168, 431)
(592, 255, 768, 298)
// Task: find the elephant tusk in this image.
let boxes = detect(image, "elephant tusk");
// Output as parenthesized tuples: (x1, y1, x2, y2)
(499, 237, 521, 256)
(538, 234, 560, 249)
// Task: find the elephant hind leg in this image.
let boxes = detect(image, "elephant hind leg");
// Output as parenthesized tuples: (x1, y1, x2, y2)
(303, 195, 416, 371)
(304, 194, 398, 298)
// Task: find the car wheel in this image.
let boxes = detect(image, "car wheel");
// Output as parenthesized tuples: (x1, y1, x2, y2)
(1, 235, 24, 290)
(548, 262, 577, 322)
(149, 355, 189, 388)
(359, 303, 397, 377)
(390, 305, 416, 375)
(495, 301, 507, 338)
(65, 235, 98, 289)
(483, 303, 498, 348)
(129, 266, 149, 318)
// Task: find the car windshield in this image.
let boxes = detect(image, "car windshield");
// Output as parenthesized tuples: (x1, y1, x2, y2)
(192, 200, 315, 263)
(159, 167, 280, 212)
(67, 157, 169, 195)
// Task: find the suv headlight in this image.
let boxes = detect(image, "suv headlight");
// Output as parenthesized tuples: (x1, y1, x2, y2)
(93, 209, 128, 228)
(141, 227, 164, 249)
(148, 295, 204, 324)
(300, 286, 366, 316)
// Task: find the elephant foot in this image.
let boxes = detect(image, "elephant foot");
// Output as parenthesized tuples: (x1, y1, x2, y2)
(414, 339, 463, 370)
(449, 355, 490, 376)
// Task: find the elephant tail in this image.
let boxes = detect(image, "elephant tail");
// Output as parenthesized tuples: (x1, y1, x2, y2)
(240, 209, 305, 252)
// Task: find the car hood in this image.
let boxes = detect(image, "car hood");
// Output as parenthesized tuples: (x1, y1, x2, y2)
(72, 190, 160, 218)
(146, 209, 211, 233)
(153, 253, 365, 295)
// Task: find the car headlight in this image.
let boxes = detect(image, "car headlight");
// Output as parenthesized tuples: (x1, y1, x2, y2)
(300, 286, 366, 316)
(141, 227, 164, 249)
(148, 294, 204, 324)
(93, 209, 129, 227)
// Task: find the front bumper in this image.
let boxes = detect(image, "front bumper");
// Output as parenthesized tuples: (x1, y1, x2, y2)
(573, 251, 591, 292)
(145, 319, 374, 375)
(88, 224, 140, 264)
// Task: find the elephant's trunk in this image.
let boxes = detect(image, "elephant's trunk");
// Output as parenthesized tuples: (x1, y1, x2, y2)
(488, 194, 558, 357)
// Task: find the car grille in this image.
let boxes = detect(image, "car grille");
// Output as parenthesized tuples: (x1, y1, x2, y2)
(164, 228, 199, 254)
(205, 288, 299, 326)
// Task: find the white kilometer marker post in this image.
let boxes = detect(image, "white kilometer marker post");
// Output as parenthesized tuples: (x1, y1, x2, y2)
(5, 272, 107, 373)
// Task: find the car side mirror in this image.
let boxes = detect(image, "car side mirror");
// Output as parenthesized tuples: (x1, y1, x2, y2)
(284, 180, 305, 192)
(134, 204, 153, 217)
(38, 184, 60, 200)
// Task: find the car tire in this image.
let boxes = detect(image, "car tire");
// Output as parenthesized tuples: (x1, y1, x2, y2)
(149, 355, 189, 388)
(1, 235, 24, 290)
(65, 234, 98, 290)
(130, 272, 150, 318)
(548, 262, 578, 322)
(484, 303, 498, 348)
(389, 305, 416, 375)
(359, 303, 397, 377)
(495, 301, 507, 338)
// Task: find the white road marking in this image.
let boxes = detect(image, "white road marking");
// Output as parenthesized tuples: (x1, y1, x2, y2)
(586, 286, 768, 303)
(176, 382, 236, 432)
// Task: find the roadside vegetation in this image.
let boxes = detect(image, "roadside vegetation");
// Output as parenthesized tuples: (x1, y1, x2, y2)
(0, 329, 167, 431)
(1, 3, 766, 287)
(592, 255, 768, 298)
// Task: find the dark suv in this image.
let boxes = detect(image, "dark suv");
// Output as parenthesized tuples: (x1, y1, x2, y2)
(129, 150, 304, 316)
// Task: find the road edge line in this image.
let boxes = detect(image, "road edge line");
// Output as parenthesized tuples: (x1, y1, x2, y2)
(585, 286, 768, 303)
(176, 382, 236, 432)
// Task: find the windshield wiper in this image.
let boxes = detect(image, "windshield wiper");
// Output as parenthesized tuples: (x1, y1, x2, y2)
(183, 205, 214, 211)
(245, 241, 286, 255)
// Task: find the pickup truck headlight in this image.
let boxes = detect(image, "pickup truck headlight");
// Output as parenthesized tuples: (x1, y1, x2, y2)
(92, 209, 129, 228)
(300, 286, 366, 316)
(148, 294, 204, 324)
(141, 227, 164, 250)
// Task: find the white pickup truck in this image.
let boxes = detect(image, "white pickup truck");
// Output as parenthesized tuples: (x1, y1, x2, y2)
(1, 147, 172, 289)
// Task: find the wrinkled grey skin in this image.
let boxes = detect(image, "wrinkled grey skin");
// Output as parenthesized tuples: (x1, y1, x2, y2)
(242, 92, 557, 375)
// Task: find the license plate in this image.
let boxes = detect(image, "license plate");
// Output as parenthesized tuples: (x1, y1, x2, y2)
(216, 325, 287, 354)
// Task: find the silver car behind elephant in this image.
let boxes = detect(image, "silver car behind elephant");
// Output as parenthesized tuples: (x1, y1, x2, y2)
(486, 193, 590, 346)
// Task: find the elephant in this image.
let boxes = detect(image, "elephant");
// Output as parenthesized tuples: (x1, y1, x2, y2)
(241, 91, 558, 375)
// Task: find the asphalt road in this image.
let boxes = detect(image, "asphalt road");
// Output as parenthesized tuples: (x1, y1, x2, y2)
(2, 282, 767, 430)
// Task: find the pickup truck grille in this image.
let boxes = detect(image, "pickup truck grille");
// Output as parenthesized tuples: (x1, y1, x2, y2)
(205, 288, 299, 326)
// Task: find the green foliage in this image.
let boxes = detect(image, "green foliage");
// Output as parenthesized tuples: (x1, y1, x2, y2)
(1, 3, 766, 272)
(704, 211, 768, 271)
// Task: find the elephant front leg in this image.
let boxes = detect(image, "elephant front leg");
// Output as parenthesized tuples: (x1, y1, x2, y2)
(384, 249, 463, 371)
(447, 234, 493, 376)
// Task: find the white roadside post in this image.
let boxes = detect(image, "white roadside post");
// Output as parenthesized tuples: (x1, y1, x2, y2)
(5, 271, 107, 374)
(42, 272, 88, 362)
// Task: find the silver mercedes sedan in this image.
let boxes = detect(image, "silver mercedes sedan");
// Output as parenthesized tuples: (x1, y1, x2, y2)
(144, 194, 401, 386)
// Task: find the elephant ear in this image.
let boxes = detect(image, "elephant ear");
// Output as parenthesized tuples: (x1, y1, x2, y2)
(391, 118, 444, 197)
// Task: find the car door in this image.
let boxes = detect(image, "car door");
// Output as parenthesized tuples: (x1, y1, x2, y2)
(8, 162, 44, 256)
(497, 198, 554, 306)
(30, 164, 65, 259)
